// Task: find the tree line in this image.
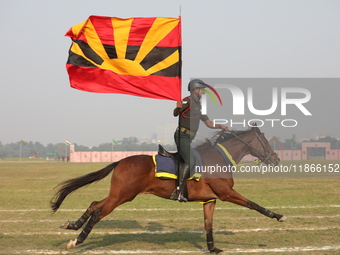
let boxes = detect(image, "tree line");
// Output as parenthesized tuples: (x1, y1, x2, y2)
(0, 136, 339, 159)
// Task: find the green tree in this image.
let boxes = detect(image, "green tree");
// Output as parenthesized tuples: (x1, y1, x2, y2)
(92, 143, 112, 151)
(54, 143, 67, 157)
(74, 143, 90, 152)
(114, 137, 139, 151)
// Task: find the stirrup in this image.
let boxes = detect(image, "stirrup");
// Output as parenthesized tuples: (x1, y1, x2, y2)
(177, 190, 188, 203)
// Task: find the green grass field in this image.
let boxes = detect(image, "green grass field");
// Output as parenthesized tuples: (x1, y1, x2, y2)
(0, 160, 339, 254)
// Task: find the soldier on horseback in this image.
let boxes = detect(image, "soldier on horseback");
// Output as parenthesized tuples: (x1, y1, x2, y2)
(173, 79, 228, 202)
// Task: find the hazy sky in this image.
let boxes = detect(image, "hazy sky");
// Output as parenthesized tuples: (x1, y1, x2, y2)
(1, 0, 340, 147)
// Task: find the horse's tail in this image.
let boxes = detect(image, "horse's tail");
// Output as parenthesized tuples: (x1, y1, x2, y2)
(50, 161, 120, 213)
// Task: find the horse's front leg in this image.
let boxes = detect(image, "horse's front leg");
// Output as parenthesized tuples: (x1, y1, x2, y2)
(203, 201, 223, 254)
(246, 200, 288, 222)
(216, 186, 288, 222)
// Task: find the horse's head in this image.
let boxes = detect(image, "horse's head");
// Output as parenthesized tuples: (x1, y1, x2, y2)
(247, 124, 280, 166)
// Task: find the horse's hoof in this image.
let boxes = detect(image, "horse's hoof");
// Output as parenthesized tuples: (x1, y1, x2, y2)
(66, 239, 77, 249)
(210, 247, 223, 254)
(59, 221, 70, 229)
(278, 215, 288, 222)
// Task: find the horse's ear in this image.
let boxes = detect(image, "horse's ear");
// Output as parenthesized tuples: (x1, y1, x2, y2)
(251, 122, 260, 132)
(251, 122, 258, 129)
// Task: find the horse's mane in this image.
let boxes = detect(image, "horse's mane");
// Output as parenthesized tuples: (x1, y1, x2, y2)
(195, 128, 252, 150)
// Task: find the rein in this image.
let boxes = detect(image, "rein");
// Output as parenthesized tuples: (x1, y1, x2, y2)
(222, 129, 277, 165)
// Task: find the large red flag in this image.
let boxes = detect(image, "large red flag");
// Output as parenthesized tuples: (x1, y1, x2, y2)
(65, 15, 182, 101)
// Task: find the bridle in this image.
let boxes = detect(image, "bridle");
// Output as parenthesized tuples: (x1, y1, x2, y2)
(226, 129, 278, 165)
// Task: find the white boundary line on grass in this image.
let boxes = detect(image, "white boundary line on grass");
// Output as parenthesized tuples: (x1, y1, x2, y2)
(1, 204, 339, 212)
(2, 226, 339, 236)
(1, 214, 340, 223)
(11, 245, 340, 254)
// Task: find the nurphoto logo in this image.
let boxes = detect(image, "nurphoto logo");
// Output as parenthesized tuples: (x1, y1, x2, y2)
(201, 82, 312, 128)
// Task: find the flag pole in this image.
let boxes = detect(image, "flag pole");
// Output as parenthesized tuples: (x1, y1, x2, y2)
(176, 106, 181, 189)
(20, 142, 22, 161)
(176, 82, 182, 189)
(176, 9, 182, 190)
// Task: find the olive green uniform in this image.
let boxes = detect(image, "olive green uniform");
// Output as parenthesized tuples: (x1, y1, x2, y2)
(174, 95, 209, 167)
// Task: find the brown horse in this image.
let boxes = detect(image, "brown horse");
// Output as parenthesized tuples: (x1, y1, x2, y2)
(51, 125, 287, 254)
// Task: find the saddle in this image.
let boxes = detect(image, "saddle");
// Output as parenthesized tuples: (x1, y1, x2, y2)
(158, 144, 177, 158)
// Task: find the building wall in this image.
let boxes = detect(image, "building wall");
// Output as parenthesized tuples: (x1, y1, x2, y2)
(69, 145, 340, 163)
(301, 142, 330, 160)
(327, 150, 340, 160)
(69, 145, 155, 163)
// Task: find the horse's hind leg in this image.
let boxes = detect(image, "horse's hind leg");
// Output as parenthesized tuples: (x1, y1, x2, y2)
(67, 207, 103, 249)
(60, 201, 102, 230)
(63, 157, 154, 249)
(66, 188, 140, 249)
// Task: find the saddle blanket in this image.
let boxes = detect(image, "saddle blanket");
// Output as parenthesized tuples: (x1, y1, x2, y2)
(152, 149, 202, 181)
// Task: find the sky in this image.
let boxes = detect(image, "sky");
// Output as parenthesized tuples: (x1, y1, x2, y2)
(1, 0, 340, 147)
